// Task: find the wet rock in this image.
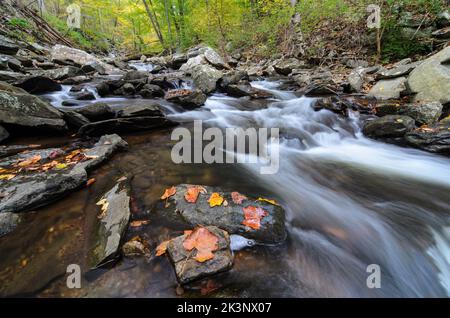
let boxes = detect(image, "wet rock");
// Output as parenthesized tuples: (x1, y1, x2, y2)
(274, 58, 304, 75)
(376, 62, 420, 80)
(74, 102, 115, 121)
(139, 83, 164, 98)
(219, 70, 249, 89)
(399, 102, 443, 126)
(73, 90, 96, 101)
(0, 54, 22, 72)
(162, 184, 286, 243)
(170, 53, 188, 69)
(114, 83, 135, 96)
(432, 27, 450, 39)
(0, 70, 25, 82)
(95, 82, 110, 97)
(166, 226, 233, 284)
(61, 100, 82, 107)
(89, 178, 131, 268)
(78, 116, 176, 136)
(60, 110, 91, 129)
(313, 96, 356, 116)
(117, 104, 163, 118)
(0, 125, 9, 143)
(0, 134, 128, 213)
(180, 55, 207, 74)
(368, 77, 408, 100)
(14, 75, 61, 94)
(149, 71, 185, 90)
(165, 89, 207, 109)
(191, 64, 223, 94)
(81, 61, 106, 75)
(60, 75, 90, 85)
(225, 83, 272, 99)
(405, 118, 450, 154)
(51, 44, 122, 75)
(363, 115, 415, 139)
(204, 48, 228, 69)
(123, 70, 149, 81)
(0, 88, 67, 132)
(122, 238, 150, 257)
(0, 35, 19, 55)
(300, 83, 341, 96)
(436, 10, 450, 28)
(45, 66, 80, 81)
(0, 213, 21, 237)
(408, 46, 450, 104)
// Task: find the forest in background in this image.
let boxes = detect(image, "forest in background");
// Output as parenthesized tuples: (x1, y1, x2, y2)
(3, 0, 449, 62)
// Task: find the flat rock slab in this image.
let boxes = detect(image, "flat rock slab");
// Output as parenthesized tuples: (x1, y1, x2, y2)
(0, 134, 127, 213)
(162, 184, 286, 243)
(89, 179, 131, 268)
(406, 118, 450, 154)
(165, 89, 207, 109)
(167, 226, 233, 284)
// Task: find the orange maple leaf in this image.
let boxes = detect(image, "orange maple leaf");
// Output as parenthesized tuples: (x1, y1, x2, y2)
(208, 192, 224, 207)
(183, 227, 219, 263)
(161, 186, 176, 200)
(184, 185, 207, 203)
(231, 191, 247, 205)
(242, 206, 268, 230)
(156, 240, 170, 256)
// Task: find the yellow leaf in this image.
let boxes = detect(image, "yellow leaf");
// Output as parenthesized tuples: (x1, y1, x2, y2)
(0, 174, 15, 180)
(96, 198, 109, 219)
(208, 192, 224, 207)
(55, 163, 68, 170)
(257, 197, 279, 206)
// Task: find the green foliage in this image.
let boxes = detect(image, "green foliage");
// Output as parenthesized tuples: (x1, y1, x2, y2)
(7, 18, 30, 29)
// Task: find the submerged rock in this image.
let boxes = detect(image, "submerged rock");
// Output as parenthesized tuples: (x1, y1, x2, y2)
(89, 179, 131, 268)
(165, 89, 207, 109)
(0, 134, 128, 213)
(117, 104, 163, 118)
(73, 102, 115, 121)
(0, 125, 9, 143)
(0, 212, 20, 237)
(363, 115, 415, 139)
(161, 184, 286, 243)
(166, 226, 233, 284)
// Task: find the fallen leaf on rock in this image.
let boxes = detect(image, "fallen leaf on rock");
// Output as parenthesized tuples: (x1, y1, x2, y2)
(0, 174, 15, 180)
(130, 220, 150, 227)
(183, 227, 219, 263)
(184, 230, 193, 236)
(86, 178, 96, 186)
(96, 198, 109, 219)
(156, 240, 170, 256)
(184, 185, 207, 203)
(257, 197, 279, 206)
(16, 155, 41, 167)
(117, 176, 127, 182)
(122, 236, 150, 256)
(161, 186, 176, 200)
(231, 192, 247, 204)
(242, 206, 268, 230)
(55, 163, 68, 170)
(208, 192, 224, 207)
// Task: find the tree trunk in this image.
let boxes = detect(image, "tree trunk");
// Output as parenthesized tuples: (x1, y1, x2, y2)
(142, 0, 165, 46)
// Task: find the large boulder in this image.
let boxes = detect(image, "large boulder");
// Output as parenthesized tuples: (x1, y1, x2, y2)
(166, 226, 233, 284)
(363, 115, 415, 139)
(0, 88, 66, 132)
(368, 77, 408, 100)
(78, 116, 176, 136)
(191, 64, 223, 94)
(0, 35, 19, 55)
(164, 89, 207, 109)
(89, 179, 131, 268)
(71, 102, 115, 121)
(0, 70, 25, 82)
(273, 58, 304, 75)
(138, 83, 164, 98)
(399, 102, 443, 126)
(0, 134, 128, 213)
(407, 46, 450, 104)
(45, 66, 80, 80)
(179, 54, 207, 74)
(13, 75, 61, 94)
(51, 45, 122, 75)
(405, 117, 450, 154)
(225, 83, 273, 99)
(204, 48, 228, 69)
(0, 54, 22, 72)
(161, 184, 286, 243)
(376, 62, 420, 80)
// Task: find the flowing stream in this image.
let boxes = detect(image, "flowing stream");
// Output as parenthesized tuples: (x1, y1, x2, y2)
(0, 80, 449, 297)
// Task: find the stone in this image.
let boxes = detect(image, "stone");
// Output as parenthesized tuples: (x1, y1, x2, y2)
(165, 89, 207, 109)
(191, 64, 223, 94)
(139, 84, 164, 98)
(0, 70, 25, 82)
(123, 70, 149, 81)
(368, 77, 408, 100)
(363, 115, 415, 139)
(405, 118, 450, 154)
(161, 184, 286, 243)
(0, 213, 21, 237)
(117, 104, 163, 118)
(225, 84, 273, 99)
(436, 10, 450, 28)
(60, 110, 91, 129)
(170, 53, 188, 69)
(273, 58, 304, 75)
(51, 45, 122, 75)
(347, 67, 365, 92)
(73, 90, 96, 101)
(376, 62, 420, 80)
(408, 46, 450, 104)
(45, 66, 80, 80)
(60, 75, 90, 85)
(0, 35, 19, 55)
(95, 82, 110, 97)
(78, 116, 176, 136)
(204, 48, 228, 69)
(81, 61, 106, 74)
(74, 102, 115, 121)
(432, 26, 450, 39)
(0, 89, 67, 132)
(0, 134, 128, 213)
(166, 226, 233, 284)
(14, 75, 61, 94)
(114, 83, 135, 96)
(89, 179, 131, 268)
(399, 102, 443, 126)
(0, 125, 9, 143)
(345, 59, 369, 69)
(0, 54, 22, 72)
(219, 70, 249, 89)
(179, 55, 207, 74)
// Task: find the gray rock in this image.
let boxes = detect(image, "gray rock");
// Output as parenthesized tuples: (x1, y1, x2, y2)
(170, 53, 188, 69)
(191, 64, 223, 94)
(95, 82, 110, 97)
(78, 116, 176, 136)
(123, 70, 149, 81)
(0, 70, 24, 82)
(368, 77, 408, 100)
(0, 125, 9, 143)
(0, 134, 128, 213)
(167, 226, 233, 284)
(219, 70, 249, 88)
(0, 89, 67, 131)
(225, 84, 273, 99)
(399, 102, 443, 126)
(0, 81, 27, 94)
(81, 61, 106, 74)
(139, 83, 164, 98)
(0, 213, 20, 237)
(0, 35, 19, 55)
(165, 89, 207, 109)
(432, 26, 450, 39)
(408, 46, 450, 104)
(60, 75, 90, 85)
(363, 115, 415, 138)
(273, 58, 304, 75)
(179, 55, 207, 74)
(405, 118, 450, 154)
(348, 67, 365, 92)
(117, 104, 163, 118)
(89, 179, 131, 268)
(51, 45, 122, 75)
(45, 66, 80, 80)
(14, 75, 61, 94)
(74, 102, 115, 121)
(162, 184, 286, 243)
(345, 59, 369, 69)
(377, 62, 420, 79)
(436, 10, 450, 28)
(204, 48, 228, 69)
(114, 83, 135, 96)
(60, 110, 91, 129)
(0, 54, 22, 72)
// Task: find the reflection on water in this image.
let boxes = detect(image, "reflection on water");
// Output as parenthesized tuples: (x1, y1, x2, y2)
(1, 81, 449, 297)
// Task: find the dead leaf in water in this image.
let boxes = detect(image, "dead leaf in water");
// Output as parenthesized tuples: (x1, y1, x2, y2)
(161, 186, 176, 200)
(130, 220, 150, 227)
(183, 227, 219, 262)
(156, 240, 170, 256)
(231, 192, 247, 205)
(208, 192, 224, 207)
(86, 178, 96, 187)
